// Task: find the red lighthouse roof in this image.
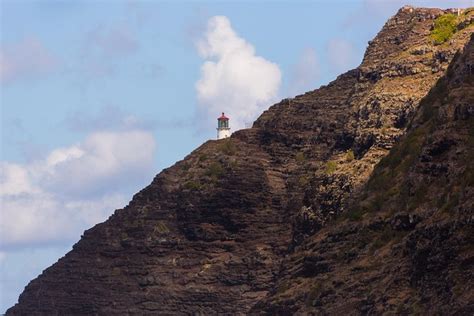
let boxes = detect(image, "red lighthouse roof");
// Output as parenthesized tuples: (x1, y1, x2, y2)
(218, 112, 229, 120)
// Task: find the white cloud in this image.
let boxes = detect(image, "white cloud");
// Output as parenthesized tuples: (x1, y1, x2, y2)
(1, 189, 126, 249)
(0, 163, 38, 196)
(0, 130, 156, 250)
(288, 48, 320, 96)
(42, 131, 155, 197)
(326, 39, 359, 74)
(196, 16, 282, 131)
(0, 37, 58, 85)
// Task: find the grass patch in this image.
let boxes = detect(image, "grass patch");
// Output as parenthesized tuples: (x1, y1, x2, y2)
(462, 167, 474, 187)
(325, 161, 337, 175)
(346, 209, 366, 221)
(298, 175, 310, 187)
(407, 183, 428, 211)
(180, 162, 190, 171)
(184, 180, 202, 190)
(430, 13, 457, 44)
(440, 191, 460, 212)
(276, 280, 291, 294)
(219, 139, 236, 155)
(295, 151, 306, 164)
(370, 227, 406, 252)
(376, 125, 426, 177)
(154, 221, 170, 234)
(345, 149, 355, 162)
(205, 162, 224, 180)
(306, 283, 323, 307)
(198, 153, 208, 162)
(366, 167, 394, 192)
(421, 100, 438, 123)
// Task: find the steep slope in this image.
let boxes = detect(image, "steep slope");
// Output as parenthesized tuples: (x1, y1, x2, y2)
(254, 33, 474, 315)
(7, 7, 473, 315)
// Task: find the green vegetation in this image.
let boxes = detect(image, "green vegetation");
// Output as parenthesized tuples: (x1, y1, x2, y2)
(180, 162, 190, 171)
(375, 125, 426, 179)
(184, 180, 202, 190)
(205, 162, 224, 180)
(120, 232, 128, 241)
(138, 205, 151, 213)
(346, 208, 365, 221)
(369, 227, 404, 252)
(111, 267, 121, 276)
(440, 191, 460, 212)
(295, 151, 306, 164)
(219, 139, 236, 155)
(298, 175, 310, 187)
(306, 283, 323, 307)
(226, 158, 238, 170)
(361, 74, 449, 215)
(325, 161, 337, 175)
(155, 221, 170, 234)
(345, 149, 355, 162)
(407, 184, 428, 211)
(198, 153, 208, 162)
(276, 280, 291, 294)
(430, 13, 457, 44)
(463, 166, 474, 187)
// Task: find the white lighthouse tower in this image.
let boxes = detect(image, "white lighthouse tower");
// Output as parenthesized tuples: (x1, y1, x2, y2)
(217, 112, 231, 140)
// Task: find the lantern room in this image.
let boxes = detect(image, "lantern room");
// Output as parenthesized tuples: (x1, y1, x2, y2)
(217, 112, 231, 140)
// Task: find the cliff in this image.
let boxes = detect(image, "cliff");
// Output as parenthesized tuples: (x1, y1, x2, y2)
(7, 7, 474, 315)
(254, 31, 474, 315)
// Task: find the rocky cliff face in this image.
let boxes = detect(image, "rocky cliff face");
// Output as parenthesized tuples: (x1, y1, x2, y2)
(253, 33, 474, 315)
(7, 7, 474, 315)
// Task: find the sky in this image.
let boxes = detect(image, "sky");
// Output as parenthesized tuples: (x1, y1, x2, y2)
(1, 0, 472, 312)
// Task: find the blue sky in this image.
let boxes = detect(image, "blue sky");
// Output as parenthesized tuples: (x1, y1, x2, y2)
(1, 0, 472, 312)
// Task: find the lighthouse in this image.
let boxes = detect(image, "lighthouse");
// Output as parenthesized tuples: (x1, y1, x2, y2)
(217, 112, 231, 140)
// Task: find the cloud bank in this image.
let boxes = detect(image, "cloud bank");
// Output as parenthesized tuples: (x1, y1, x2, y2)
(196, 16, 282, 130)
(0, 130, 156, 250)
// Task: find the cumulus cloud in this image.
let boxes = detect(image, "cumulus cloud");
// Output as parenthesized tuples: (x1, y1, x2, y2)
(0, 130, 156, 250)
(288, 48, 320, 96)
(196, 16, 282, 131)
(0, 37, 58, 85)
(326, 39, 359, 73)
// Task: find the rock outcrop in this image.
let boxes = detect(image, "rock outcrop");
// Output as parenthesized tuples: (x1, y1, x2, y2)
(7, 7, 474, 315)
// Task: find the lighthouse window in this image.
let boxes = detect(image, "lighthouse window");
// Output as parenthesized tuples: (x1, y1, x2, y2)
(219, 120, 228, 128)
